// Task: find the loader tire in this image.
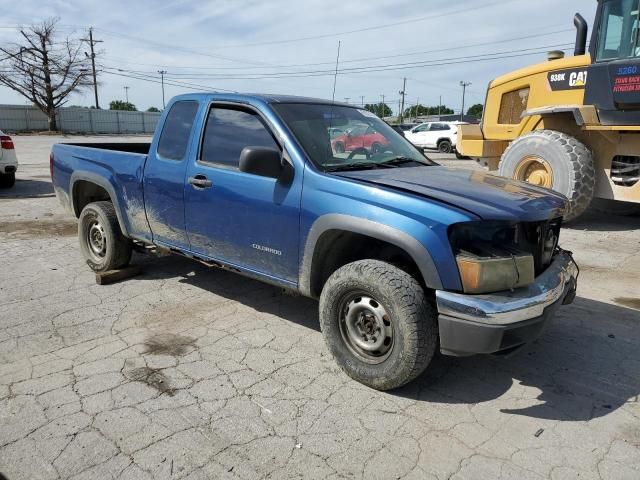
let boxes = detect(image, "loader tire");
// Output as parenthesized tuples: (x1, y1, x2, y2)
(499, 130, 595, 221)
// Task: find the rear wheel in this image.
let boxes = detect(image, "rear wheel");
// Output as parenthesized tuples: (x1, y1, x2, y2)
(371, 142, 383, 154)
(334, 142, 345, 154)
(437, 139, 453, 154)
(0, 172, 15, 189)
(79, 201, 132, 273)
(319, 260, 437, 391)
(499, 130, 595, 221)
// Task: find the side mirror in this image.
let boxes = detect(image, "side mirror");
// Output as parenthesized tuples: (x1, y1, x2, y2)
(239, 146, 287, 180)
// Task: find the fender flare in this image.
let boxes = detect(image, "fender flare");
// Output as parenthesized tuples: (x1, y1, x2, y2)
(299, 213, 443, 297)
(70, 171, 130, 237)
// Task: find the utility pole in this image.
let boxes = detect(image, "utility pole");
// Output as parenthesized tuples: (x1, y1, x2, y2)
(414, 97, 420, 122)
(398, 77, 407, 124)
(124, 86, 130, 103)
(380, 94, 385, 117)
(158, 70, 167, 109)
(460, 81, 472, 122)
(360, 95, 365, 107)
(81, 27, 103, 109)
(438, 95, 442, 116)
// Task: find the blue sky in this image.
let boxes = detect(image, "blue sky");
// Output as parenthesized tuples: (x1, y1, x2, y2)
(0, 0, 597, 113)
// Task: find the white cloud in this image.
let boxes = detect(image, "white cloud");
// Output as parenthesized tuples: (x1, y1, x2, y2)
(0, 0, 597, 112)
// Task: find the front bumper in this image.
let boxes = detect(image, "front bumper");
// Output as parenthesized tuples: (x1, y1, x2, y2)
(436, 250, 578, 356)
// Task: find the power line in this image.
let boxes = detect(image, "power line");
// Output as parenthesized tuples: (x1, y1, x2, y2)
(103, 42, 573, 81)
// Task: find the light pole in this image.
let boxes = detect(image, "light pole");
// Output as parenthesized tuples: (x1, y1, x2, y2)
(158, 70, 167, 109)
(460, 81, 472, 122)
(124, 86, 130, 103)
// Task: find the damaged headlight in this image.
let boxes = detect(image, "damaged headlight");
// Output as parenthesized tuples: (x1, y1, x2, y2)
(449, 221, 535, 294)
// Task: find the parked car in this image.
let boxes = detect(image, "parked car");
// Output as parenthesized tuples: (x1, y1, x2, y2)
(405, 121, 465, 154)
(0, 131, 18, 188)
(331, 124, 391, 154)
(51, 93, 578, 391)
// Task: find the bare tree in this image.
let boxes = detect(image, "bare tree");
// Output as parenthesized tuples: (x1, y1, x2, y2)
(0, 18, 92, 131)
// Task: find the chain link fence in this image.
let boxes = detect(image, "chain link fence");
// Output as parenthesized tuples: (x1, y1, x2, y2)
(0, 104, 161, 134)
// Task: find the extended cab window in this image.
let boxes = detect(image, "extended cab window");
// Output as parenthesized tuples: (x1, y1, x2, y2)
(157, 101, 199, 160)
(200, 107, 278, 168)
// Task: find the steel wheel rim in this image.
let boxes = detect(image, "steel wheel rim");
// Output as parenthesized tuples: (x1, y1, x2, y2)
(338, 293, 394, 364)
(87, 220, 107, 260)
(515, 155, 554, 188)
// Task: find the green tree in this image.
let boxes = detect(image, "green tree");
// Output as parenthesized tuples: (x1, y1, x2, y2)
(405, 105, 455, 117)
(467, 103, 484, 118)
(109, 100, 137, 111)
(146, 106, 160, 112)
(364, 102, 392, 117)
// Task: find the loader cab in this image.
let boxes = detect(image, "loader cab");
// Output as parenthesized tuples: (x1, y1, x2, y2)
(586, 0, 640, 124)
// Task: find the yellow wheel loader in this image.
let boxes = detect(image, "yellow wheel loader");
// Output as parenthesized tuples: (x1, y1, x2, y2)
(459, 0, 640, 221)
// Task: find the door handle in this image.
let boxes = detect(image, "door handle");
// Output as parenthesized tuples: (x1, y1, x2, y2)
(188, 175, 213, 189)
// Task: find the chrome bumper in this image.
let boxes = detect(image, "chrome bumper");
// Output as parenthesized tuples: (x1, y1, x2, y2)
(437, 250, 578, 326)
(436, 250, 578, 356)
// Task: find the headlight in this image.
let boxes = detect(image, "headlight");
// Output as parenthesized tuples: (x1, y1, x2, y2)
(449, 221, 535, 294)
(456, 252, 534, 294)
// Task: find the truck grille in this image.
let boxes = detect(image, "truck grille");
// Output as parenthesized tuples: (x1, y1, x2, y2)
(519, 218, 561, 276)
(611, 155, 640, 187)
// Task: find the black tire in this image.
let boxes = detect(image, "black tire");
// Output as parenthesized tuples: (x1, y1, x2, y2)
(499, 130, 595, 222)
(78, 201, 132, 273)
(319, 260, 437, 391)
(591, 198, 640, 217)
(455, 150, 467, 160)
(437, 139, 453, 154)
(371, 142, 382, 154)
(0, 173, 15, 189)
(334, 142, 345, 154)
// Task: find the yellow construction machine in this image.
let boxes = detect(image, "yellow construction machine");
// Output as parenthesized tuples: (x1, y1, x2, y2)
(459, 0, 640, 220)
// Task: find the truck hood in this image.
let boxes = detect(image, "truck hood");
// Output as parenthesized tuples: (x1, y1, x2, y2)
(336, 166, 568, 222)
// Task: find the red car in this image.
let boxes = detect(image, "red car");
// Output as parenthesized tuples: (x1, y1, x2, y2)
(331, 125, 391, 154)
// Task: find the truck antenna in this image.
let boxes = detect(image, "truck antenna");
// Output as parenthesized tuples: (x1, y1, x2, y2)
(332, 41, 341, 103)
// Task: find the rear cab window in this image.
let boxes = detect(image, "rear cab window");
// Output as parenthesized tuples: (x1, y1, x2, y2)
(157, 101, 199, 160)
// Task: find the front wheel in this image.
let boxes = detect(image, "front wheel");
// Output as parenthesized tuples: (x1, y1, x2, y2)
(79, 201, 132, 273)
(319, 260, 437, 391)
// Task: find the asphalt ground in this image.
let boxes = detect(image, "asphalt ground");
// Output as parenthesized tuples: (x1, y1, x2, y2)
(0, 135, 639, 480)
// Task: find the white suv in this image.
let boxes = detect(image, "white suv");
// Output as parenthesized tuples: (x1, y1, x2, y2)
(404, 121, 465, 154)
(0, 130, 18, 188)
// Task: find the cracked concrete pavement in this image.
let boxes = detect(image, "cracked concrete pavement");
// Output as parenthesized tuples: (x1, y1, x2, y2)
(0, 135, 639, 480)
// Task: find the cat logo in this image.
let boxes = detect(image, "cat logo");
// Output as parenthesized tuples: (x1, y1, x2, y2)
(548, 68, 589, 91)
(569, 71, 588, 87)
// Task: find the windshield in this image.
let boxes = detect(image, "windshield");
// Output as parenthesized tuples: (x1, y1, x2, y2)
(273, 103, 433, 171)
(596, 0, 640, 61)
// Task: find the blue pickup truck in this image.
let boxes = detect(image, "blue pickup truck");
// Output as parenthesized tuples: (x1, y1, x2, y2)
(51, 93, 579, 390)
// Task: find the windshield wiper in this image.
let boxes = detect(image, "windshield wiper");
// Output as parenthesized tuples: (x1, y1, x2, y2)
(377, 156, 428, 167)
(325, 162, 382, 172)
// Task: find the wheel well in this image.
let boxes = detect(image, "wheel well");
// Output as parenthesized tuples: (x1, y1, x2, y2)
(72, 180, 112, 217)
(437, 138, 451, 145)
(309, 230, 425, 298)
